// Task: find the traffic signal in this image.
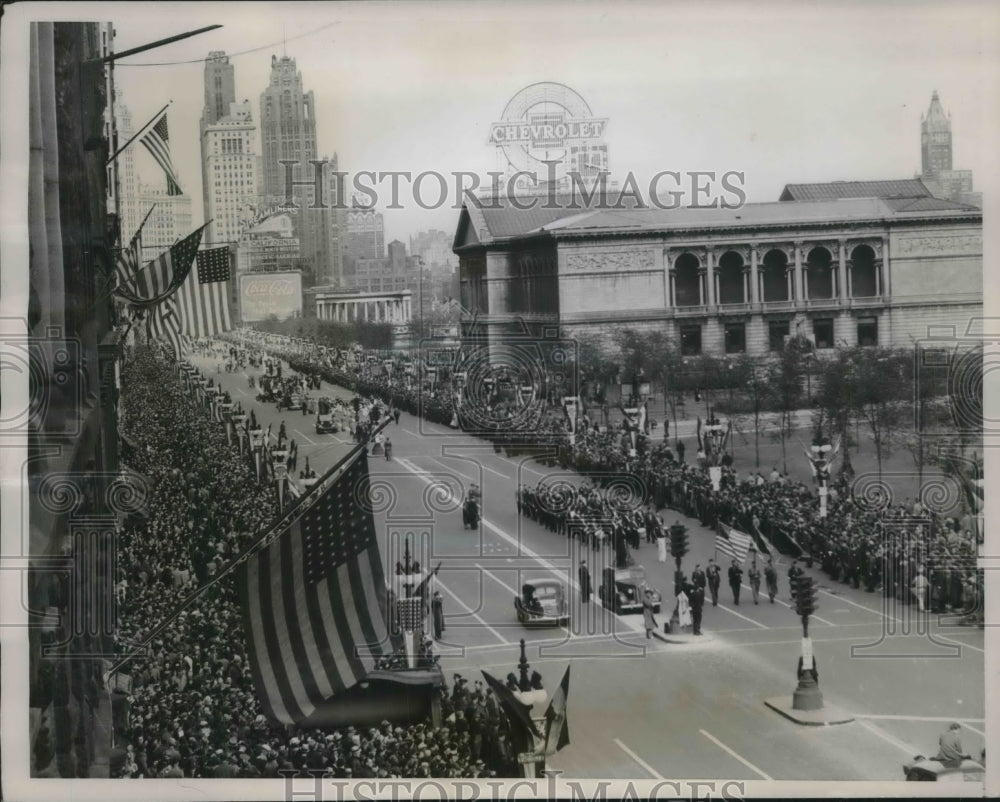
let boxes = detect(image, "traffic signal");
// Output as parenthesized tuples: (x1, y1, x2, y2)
(794, 574, 818, 618)
(669, 523, 689, 562)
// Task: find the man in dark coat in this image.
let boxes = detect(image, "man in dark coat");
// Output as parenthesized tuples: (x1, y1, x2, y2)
(691, 563, 706, 591)
(706, 559, 721, 606)
(728, 559, 743, 605)
(431, 591, 445, 640)
(690, 584, 705, 635)
(578, 559, 592, 604)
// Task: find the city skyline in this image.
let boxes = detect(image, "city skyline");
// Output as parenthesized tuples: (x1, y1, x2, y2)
(96, 1, 997, 248)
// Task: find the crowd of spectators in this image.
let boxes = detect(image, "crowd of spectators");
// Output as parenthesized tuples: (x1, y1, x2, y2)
(109, 344, 515, 778)
(231, 331, 983, 623)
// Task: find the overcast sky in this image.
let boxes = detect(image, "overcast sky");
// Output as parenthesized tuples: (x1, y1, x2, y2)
(21, 1, 1000, 246)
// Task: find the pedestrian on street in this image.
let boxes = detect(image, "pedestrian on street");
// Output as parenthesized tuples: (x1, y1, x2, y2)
(394, 409, 401, 425)
(643, 589, 658, 639)
(911, 565, 929, 612)
(765, 558, 778, 603)
(748, 560, 761, 604)
(690, 584, 705, 635)
(578, 559, 592, 604)
(706, 559, 721, 606)
(934, 722, 968, 769)
(728, 559, 743, 605)
(384, 438, 392, 461)
(691, 563, 706, 591)
(431, 592, 445, 640)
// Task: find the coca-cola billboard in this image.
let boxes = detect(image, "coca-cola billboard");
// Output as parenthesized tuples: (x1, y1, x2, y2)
(239, 271, 303, 322)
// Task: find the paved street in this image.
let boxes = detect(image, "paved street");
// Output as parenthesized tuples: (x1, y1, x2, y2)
(191, 349, 985, 783)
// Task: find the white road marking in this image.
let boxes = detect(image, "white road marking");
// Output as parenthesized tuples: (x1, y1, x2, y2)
(716, 602, 768, 629)
(856, 719, 917, 755)
(699, 729, 773, 780)
(293, 429, 318, 446)
(394, 457, 651, 639)
(742, 583, 834, 626)
(475, 563, 520, 597)
(854, 714, 985, 735)
(613, 738, 664, 780)
(236, 387, 248, 396)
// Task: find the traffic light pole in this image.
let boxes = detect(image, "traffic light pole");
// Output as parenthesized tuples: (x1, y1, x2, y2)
(792, 574, 823, 711)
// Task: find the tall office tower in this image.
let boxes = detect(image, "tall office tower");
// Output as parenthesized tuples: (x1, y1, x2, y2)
(919, 90, 978, 206)
(201, 100, 261, 246)
(134, 181, 193, 261)
(260, 54, 333, 288)
(114, 96, 142, 243)
(202, 51, 236, 128)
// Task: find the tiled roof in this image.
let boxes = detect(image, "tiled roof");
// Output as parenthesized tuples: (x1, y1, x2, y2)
(882, 196, 981, 212)
(464, 192, 645, 241)
(779, 179, 932, 202)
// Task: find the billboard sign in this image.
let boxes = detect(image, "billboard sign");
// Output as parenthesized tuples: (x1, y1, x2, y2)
(239, 272, 303, 322)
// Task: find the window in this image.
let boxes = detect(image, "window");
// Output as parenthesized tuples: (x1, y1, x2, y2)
(724, 322, 746, 354)
(680, 324, 702, 356)
(768, 320, 790, 352)
(857, 317, 878, 347)
(813, 318, 834, 349)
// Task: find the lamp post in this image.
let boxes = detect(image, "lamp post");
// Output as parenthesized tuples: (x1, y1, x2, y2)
(701, 408, 728, 490)
(510, 639, 549, 778)
(806, 433, 836, 519)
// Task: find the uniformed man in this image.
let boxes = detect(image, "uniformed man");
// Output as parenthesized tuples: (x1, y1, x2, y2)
(578, 559, 592, 604)
(748, 559, 761, 604)
(431, 591, 445, 640)
(691, 563, 706, 591)
(690, 583, 705, 636)
(764, 557, 778, 603)
(706, 559, 721, 606)
(728, 559, 744, 605)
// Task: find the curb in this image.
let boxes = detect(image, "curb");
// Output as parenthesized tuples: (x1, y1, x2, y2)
(651, 628, 714, 645)
(764, 696, 856, 726)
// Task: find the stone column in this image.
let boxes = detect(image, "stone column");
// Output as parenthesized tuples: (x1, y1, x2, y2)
(705, 249, 716, 307)
(750, 246, 760, 305)
(793, 242, 803, 302)
(669, 270, 677, 307)
(838, 240, 848, 300)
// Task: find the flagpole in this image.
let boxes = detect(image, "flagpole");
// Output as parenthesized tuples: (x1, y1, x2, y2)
(106, 414, 392, 677)
(106, 101, 171, 166)
(86, 25, 223, 65)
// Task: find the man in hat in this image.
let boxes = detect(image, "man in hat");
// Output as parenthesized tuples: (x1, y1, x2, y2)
(728, 559, 744, 605)
(706, 559, 721, 606)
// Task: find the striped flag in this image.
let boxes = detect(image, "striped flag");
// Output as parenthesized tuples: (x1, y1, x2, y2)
(114, 224, 206, 308)
(716, 522, 755, 563)
(140, 109, 182, 195)
(176, 246, 233, 338)
(239, 448, 391, 725)
(543, 665, 571, 755)
(147, 298, 185, 361)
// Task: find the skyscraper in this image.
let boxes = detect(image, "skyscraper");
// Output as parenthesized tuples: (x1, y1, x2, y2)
(919, 90, 979, 206)
(202, 51, 236, 128)
(114, 96, 142, 242)
(201, 100, 261, 246)
(259, 54, 341, 287)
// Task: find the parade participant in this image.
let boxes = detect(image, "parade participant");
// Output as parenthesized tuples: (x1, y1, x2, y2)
(431, 591, 445, 640)
(690, 583, 705, 635)
(728, 559, 743, 605)
(691, 563, 706, 591)
(642, 589, 658, 639)
(765, 558, 778, 603)
(706, 559, 721, 607)
(578, 559, 592, 604)
(911, 565, 929, 612)
(748, 559, 761, 604)
(384, 437, 393, 461)
(394, 408, 401, 425)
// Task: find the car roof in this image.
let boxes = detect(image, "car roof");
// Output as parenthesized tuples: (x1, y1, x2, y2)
(524, 578, 561, 588)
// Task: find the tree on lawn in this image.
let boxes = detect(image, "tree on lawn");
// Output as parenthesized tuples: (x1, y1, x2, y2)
(768, 335, 808, 474)
(854, 348, 908, 482)
(816, 347, 859, 477)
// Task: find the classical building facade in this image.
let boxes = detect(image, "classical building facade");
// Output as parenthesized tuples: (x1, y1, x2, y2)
(454, 193, 982, 356)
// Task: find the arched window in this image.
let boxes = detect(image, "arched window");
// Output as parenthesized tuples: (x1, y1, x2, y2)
(717, 251, 745, 305)
(761, 249, 789, 302)
(850, 245, 878, 297)
(806, 247, 834, 300)
(673, 253, 701, 307)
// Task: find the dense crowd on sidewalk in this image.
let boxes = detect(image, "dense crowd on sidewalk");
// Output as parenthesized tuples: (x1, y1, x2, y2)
(229, 331, 982, 622)
(108, 345, 514, 778)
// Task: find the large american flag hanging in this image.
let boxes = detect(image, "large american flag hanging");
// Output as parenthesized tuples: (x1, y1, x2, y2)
(176, 246, 233, 338)
(140, 110, 182, 196)
(113, 224, 205, 308)
(146, 297, 186, 361)
(239, 448, 390, 725)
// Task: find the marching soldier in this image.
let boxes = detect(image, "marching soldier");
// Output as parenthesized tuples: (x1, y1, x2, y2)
(764, 557, 778, 603)
(728, 559, 743, 605)
(690, 582, 705, 636)
(706, 559, 721, 606)
(748, 559, 761, 604)
(691, 563, 707, 591)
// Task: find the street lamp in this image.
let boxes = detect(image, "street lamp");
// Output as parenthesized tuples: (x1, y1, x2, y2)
(701, 409, 729, 491)
(805, 432, 838, 519)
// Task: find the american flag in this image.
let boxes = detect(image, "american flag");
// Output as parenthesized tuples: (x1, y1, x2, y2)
(146, 298, 185, 361)
(239, 448, 391, 725)
(140, 110, 182, 196)
(715, 523, 755, 563)
(176, 246, 233, 338)
(114, 224, 205, 308)
(543, 666, 571, 755)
